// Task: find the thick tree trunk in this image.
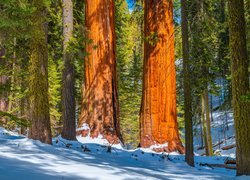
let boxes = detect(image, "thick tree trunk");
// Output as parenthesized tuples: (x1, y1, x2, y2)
(61, 0, 76, 140)
(139, 0, 184, 153)
(28, 1, 52, 144)
(228, 0, 250, 176)
(79, 0, 122, 144)
(181, 0, 194, 165)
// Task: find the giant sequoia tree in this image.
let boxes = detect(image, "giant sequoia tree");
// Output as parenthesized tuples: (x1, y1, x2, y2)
(228, 0, 250, 176)
(79, 0, 122, 144)
(139, 0, 184, 153)
(28, 0, 52, 144)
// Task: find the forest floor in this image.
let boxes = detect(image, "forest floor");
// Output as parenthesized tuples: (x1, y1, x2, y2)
(194, 110, 236, 157)
(0, 121, 248, 180)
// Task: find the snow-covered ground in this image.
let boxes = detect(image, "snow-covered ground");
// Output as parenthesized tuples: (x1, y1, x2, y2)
(1, 127, 248, 180)
(194, 110, 236, 158)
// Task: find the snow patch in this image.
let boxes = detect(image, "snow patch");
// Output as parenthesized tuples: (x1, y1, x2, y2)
(76, 123, 90, 131)
(0, 127, 245, 179)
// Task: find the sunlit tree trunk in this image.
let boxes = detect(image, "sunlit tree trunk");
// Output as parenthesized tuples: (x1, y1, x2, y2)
(201, 95, 208, 155)
(228, 0, 250, 176)
(203, 90, 213, 156)
(139, 0, 184, 153)
(79, 0, 122, 144)
(61, 0, 76, 140)
(28, 0, 52, 144)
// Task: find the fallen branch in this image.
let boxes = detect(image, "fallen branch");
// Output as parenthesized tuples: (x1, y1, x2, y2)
(197, 141, 222, 151)
(213, 141, 224, 148)
(224, 159, 236, 165)
(221, 144, 236, 150)
(200, 163, 236, 170)
(197, 135, 236, 150)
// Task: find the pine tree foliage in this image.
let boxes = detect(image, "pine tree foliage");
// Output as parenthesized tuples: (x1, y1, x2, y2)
(115, 0, 143, 147)
(0, 0, 31, 130)
(47, 1, 63, 135)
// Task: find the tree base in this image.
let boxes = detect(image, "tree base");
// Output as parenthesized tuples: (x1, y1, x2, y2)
(140, 135, 185, 154)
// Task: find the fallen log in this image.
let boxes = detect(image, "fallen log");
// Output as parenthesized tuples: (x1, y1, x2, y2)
(200, 163, 236, 170)
(197, 140, 223, 150)
(197, 137, 233, 150)
(213, 141, 224, 148)
(221, 144, 236, 150)
(225, 159, 236, 165)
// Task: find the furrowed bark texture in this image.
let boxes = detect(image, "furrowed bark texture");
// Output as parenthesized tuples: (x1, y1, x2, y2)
(228, 0, 250, 176)
(28, 1, 52, 144)
(61, 0, 76, 140)
(140, 0, 184, 153)
(181, 0, 194, 165)
(79, 0, 122, 144)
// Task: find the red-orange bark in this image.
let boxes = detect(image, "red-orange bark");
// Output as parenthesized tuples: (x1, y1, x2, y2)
(140, 0, 184, 153)
(79, 0, 121, 144)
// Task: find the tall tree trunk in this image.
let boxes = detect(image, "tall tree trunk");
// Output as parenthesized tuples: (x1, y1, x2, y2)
(61, 0, 76, 140)
(20, 56, 28, 135)
(28, 1, 52, 144)
(139, 0, 184, 153)
(0, 75, 8, 125)
(79, 0, 122, 144)
(200, 112, 203, 148)
(210, 94, 213, 122)
(201, 95, 208, 155)
(8, 37, 16, 115)
(20, 95, 26, 135)
(228, 0, 250, 176)
(0, 46, 8, 125)
(181, 0, 194, 165)
(203, 89, 213, 156)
